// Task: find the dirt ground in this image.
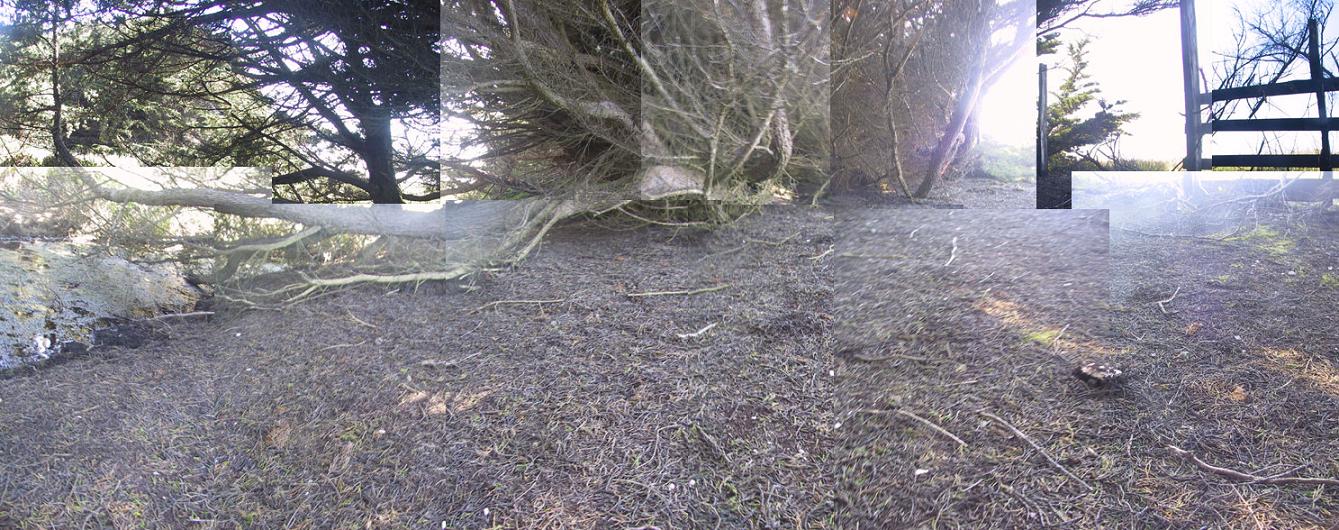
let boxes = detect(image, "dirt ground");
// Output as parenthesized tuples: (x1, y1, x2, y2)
(2, 200, 1336, 528)
(0, 206, 837, 529)
(846, 177, 1035, 210)
(929, 177, 1034, 209)
(832, 205, 1339, 528)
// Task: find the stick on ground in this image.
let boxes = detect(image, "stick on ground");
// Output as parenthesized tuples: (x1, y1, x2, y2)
(1154, 286, 1181, 314)
(1167, 445, 1339, 487)
(676, 322, 718, 339)
(626, 284, 732, 298)
(896, 409, 968, 447)
(982, 411, 1093, 492)
(473, 298, 565, 312)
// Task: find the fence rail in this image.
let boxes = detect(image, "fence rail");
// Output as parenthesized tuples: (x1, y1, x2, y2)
(1198, 18, 1335, 170)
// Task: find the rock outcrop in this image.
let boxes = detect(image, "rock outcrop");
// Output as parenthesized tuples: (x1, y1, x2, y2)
(0, 240, 201, 371)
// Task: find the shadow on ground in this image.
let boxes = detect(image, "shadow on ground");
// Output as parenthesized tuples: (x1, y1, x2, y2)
(2, 201, 1336, 528)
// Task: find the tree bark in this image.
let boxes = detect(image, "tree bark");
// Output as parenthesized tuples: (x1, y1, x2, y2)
(915, 44, 987, 198)
(48, 3, 80, 168)
(359, 113, 403, 204)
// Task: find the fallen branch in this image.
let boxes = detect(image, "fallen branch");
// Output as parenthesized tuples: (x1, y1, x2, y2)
(1051, 323, 1069, 350)
(849, 352, 931, 363)
(473, 298, 565, 313)
(837, 252, 907, 260)
(896, 409, 968, 447)
(807, 246, 834, 261)
(676, 322, 718, 339)
(982, 411, 1093, 492)
(286, 267, 473, 301)
(944, 236, 959, 267)
(144, 311, 214, 321)
(1154, 286, 1181, 314)
(748, 231, 802, 246)
(626, 284, 732, 298)
(1167, 445, 1339, 487)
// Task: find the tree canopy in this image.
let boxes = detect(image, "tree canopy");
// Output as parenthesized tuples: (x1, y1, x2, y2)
(0, 0, 440, 203)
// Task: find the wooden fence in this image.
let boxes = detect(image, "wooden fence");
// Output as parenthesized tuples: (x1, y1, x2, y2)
(1187, 15, 1337, 170)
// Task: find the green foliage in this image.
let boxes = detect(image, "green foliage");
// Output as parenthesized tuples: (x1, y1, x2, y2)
(972, 140, 1033, 182)
(1225, 226, 1295, 256)
(1321, 273, 1339, 288)
(1044, 38, 1139, 174)
(0, 6, 299, 170)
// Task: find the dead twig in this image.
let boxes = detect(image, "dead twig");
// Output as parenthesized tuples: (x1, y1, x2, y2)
(473, 298, 565, 313)
(1051, 323, 1070, 350)
(144, 311, 214, 321)
(748, 231, 801, 246)
(837, 252, 907, 260)
(856, 409, 964, 447)
(627, 284, 731, 298)
(1154, 286, 1181, 314)
(849, 352, 931, 363)
(675, 322, 718, 339)
(344, 309, 378, 329)
(1167, 445, 1339, 487)
(982, 411, 1093, 492)
(944, 236, 959, 267)
(318, 340, 368, 352)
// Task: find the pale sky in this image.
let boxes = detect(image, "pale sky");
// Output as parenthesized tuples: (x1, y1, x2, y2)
(1048, 0, 1319, 164)
(977, 2, 1040, 148)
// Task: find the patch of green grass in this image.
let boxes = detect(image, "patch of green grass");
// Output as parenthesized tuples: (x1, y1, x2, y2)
(1215, 274, 1231, 284)
(1023, 329, 1059, 345)
(1322, 273, 1339, 288)
(1226, 226, 1295, 256)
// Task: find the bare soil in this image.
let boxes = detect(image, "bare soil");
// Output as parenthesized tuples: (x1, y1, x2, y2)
(0, 206, 836, 529)
(832, 205, 1339, 528)
(2, 202, 1336, 529)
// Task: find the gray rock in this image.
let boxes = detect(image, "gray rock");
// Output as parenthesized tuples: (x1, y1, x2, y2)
(0, 241, 200, 370)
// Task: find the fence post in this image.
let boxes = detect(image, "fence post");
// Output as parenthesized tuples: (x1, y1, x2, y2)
(1038, 64, 1048, 180)
(1179, 0, 1203, 204)
(1307, 19, 1331, 172)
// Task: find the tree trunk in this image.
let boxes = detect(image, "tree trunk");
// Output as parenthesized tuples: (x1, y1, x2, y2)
(48, 3, 80, 168)
(360, 114, 403, 204)
(914, 45, 986, 198)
